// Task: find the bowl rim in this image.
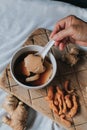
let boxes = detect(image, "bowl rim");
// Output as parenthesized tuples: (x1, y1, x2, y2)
(10, 45, 57, 89)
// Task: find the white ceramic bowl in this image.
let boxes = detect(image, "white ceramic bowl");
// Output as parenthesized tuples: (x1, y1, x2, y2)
(10, 45, 57, 89)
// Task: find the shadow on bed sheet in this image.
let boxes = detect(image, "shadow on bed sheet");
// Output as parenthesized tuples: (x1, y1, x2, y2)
(54, 0, 87, 8)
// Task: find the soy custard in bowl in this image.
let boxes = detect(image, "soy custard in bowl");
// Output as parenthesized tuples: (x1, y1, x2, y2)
(10, 45, 57, 89)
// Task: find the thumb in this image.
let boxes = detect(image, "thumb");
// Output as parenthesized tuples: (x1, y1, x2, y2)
(52, 27, 73, 42)
(75, 40, 87, 47)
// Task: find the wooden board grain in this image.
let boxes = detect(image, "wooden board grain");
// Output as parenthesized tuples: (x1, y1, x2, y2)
(0, 28, 87, 130)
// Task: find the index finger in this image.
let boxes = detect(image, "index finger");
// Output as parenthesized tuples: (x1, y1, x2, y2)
(50, 25, 60, 38)
(50, 16, 70, 38)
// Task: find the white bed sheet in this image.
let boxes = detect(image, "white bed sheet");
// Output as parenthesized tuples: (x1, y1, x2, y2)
(0, 0, 87, 129)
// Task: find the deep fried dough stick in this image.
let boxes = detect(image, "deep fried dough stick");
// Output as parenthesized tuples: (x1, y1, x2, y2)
(65, 95, 72, 109)
(67, 95, 78, 118)
(64, 81, 74, 94)
(60, 114, 71, 127)
(62, 99, 67, 114)
(56, 93, 62, 115)
(56, 86, 64, 98)
(49, 100, 59, 115)
(54, 92, 59, 106)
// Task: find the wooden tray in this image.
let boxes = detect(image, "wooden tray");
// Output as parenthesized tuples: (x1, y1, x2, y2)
(0, 28, 87, 130)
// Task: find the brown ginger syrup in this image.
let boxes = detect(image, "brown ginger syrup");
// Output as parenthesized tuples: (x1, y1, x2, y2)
(13, 51, 53, 87)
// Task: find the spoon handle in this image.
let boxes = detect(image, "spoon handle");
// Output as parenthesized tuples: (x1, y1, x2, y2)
(41, 40, 55, 59)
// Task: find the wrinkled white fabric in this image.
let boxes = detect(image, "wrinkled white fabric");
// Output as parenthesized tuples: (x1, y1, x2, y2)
(0, 0, 87, 129)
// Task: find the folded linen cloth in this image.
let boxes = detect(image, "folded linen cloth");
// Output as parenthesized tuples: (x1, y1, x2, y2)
(0, 0, 87, 130)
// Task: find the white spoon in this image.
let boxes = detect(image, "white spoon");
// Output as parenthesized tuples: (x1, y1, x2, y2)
(36, 40, 55, 59)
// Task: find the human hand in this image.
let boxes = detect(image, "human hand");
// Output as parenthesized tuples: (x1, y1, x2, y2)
(50, 15, 87, 50)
